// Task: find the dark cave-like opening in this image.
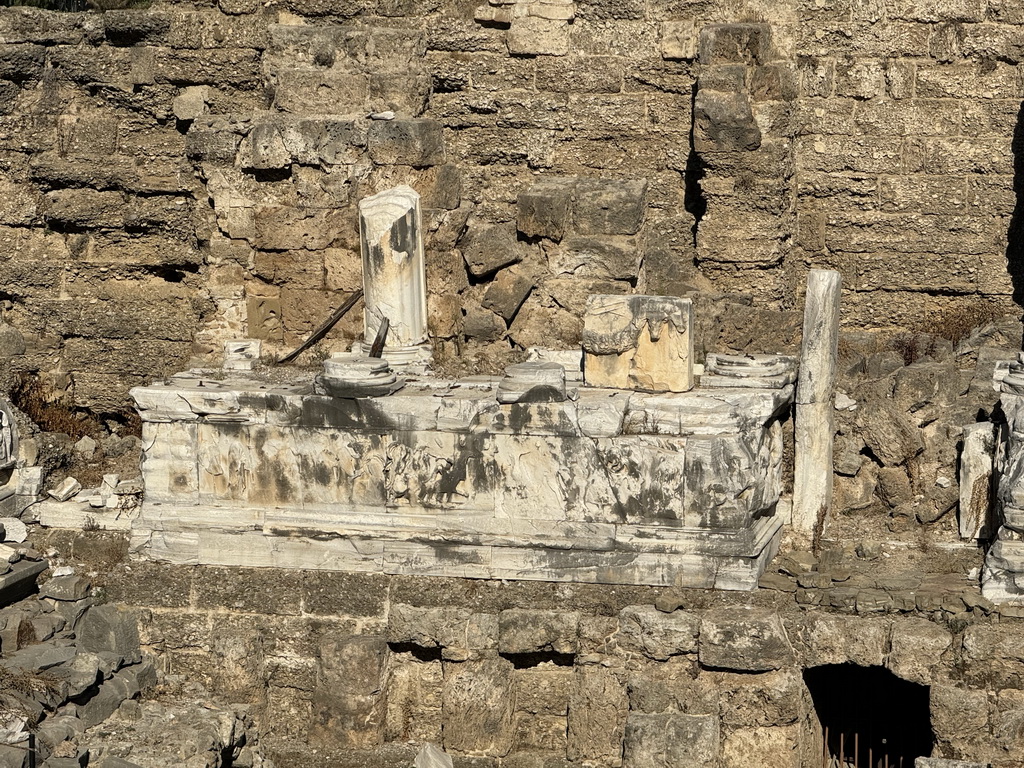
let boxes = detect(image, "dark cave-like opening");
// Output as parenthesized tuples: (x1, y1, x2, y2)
(804, 664, 932, 768)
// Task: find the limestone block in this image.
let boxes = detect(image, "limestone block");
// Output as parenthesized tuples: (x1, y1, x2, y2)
(386, 660, 443, 743)
(312, 633, 388, 748)
(77, 604, 142, 665)
(442, 658, 516, 756)
(482, 268, 534, 321)
(517, 177, 576, 241)
(359, 185, 429, 348)
(574, 179, 647, 236)
(623, 712, 719, 768)
(617, 605, 699, 660)
(515, 667, 571, 715)
(693, 89, 761, 152)
(661, 20, 697, 60)
(460, 221, 524, 277)
(387, 604, 474, 656)
(915, 760, 990, 768)
(567, 666, 627, 763)
(719, 670, 802, 728)
(960, 422, 996, 540)
(507, 16, 570, 56)
(583, 295, 694, 393)
(699, 607, 793, 671)
(698, 23, 774, 66)
(721, 725, 798, 768)
(786, 614, 890, 668)
(498, 609, 579, 654)
(367, 119, 445, 167)
(549, 235, 640, 280)
(887, 617, 952, 685)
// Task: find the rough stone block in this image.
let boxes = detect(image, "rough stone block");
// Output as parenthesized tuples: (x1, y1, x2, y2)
(721, 725, 798, 768)
(887, 617, 952, 685)
(694, 89, 762, 152)
(698, 23, 774, 65)
(460, 222, 525, 277)
(573, 178, 647, 236)
(617, 605, 699, 660)
(312, 633, 388, 748)
(623, 712, 719, 768)
(367, 119, 445, 167)
(566, 666, 627, 763)
(498, 609, 579, 655)
(77, 604, 142, 665)
(517, 177, 576, 241)
(661, 20, 697, 60)
(698, 607, 793, 671)
(482, 269, 534, 322)
(442, 658, 516, 756)
(582, 295, 694, 393)
(507, 17, 570, 56)
(549, 236, 640, 280)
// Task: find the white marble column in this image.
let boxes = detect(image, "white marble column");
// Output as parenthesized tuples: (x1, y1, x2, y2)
(792, 269, 841, 534)
(357, 185, 430, 366)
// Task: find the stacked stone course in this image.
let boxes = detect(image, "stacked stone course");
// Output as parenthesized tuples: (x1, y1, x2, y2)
(0, 0, 1017, 413)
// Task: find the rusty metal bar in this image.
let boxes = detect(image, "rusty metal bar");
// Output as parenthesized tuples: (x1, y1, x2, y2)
(823, 725, 829, 768)
(840, 732, 845, 767)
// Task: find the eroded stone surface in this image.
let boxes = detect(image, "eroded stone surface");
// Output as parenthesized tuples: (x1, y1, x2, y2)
(583, 295, 694, 393)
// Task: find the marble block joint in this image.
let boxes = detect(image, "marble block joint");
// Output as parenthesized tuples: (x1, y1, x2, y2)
(128, 357, 795, 590)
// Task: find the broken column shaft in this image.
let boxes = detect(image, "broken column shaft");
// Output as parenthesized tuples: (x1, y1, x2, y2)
(793, 269, 842, 535)
(357, 185, 429, 364)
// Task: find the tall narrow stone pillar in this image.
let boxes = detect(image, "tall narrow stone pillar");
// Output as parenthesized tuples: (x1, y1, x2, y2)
(793, 269, 841, 534)
(357, 185, 430, 366)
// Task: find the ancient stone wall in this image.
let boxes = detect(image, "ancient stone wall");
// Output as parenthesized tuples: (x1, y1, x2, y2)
(0, 0, 1020, 415)
(85, 556, 1024, 768)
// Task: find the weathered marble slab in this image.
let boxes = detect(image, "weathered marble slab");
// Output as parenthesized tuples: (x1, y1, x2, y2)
(128, 367, 792, 589)
(582, 295, 694, 393)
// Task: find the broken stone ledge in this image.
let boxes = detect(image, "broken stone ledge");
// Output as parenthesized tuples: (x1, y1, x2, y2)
(124, 368, 793, 590)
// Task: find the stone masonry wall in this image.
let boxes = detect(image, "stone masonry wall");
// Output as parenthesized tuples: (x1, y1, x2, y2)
(0, 0, 1021, 415)
(84, 554, 1024, 768)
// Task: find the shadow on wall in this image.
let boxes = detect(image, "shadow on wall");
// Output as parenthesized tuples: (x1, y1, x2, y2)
(1006, 101, 1024, 322)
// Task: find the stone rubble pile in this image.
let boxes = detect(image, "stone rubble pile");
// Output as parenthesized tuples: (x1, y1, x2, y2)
(0, 562, 265, 768)
(758, 549, 1015, 618)
(831, 320, 1022, 530)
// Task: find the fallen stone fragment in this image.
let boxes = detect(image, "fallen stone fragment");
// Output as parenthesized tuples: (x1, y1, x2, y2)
(0, 519, 26, 544)
(0, 545, 19, 565)
(48, 479, 81, 503)
(415, 743, 453, 768)
(113, 479, 143, 496)
(40, 575, 91, 602)
(15, 467, 42, 498)
(77, 605, 142, 665)
(73, 436, 97, 459)
(1, 643, 76, 672)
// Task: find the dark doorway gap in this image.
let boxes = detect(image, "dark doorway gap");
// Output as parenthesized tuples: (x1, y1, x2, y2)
(803, 664, 932, 768)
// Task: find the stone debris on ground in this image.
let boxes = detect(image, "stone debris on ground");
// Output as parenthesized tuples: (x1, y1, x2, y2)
(46, 481, 80, 504)
(0, 555, 268, 768)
